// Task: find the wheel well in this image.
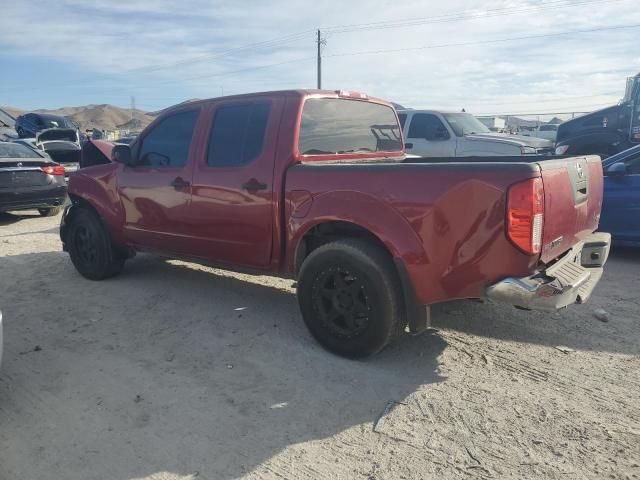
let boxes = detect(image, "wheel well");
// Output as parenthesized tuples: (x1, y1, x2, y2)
(294, 221, 392, 277)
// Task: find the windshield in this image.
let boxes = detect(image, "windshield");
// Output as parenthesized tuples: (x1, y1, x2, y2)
(0, 142, 43, 158)
(441, 113, 491, 136)
(40, 116, 75, 129)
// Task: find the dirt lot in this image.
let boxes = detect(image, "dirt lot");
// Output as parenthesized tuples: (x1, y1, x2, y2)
(0, 210, 638, 480)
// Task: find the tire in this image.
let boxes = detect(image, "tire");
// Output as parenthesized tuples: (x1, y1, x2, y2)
(38, 206, 63, 217)
(297, 239, 404, 359)
(66, 207, 125, 280)
(17, 127, 25, 138)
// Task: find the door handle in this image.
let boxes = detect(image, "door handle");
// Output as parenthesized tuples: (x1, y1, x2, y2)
(405, 143, 413, 149)
(242, 179, 268, 193)
(170, 177, 190, 190)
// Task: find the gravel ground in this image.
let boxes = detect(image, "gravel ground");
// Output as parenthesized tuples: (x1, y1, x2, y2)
(0, 210, 638, 480)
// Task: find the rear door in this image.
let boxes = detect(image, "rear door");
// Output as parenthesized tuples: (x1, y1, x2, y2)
(188, 97, 283, 268)
(600, 150, 640, 241)
(116, 108, 201, 254)
(404, 113, 456, 157)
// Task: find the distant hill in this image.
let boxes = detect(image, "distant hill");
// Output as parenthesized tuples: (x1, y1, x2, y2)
(0, 104, 156, 132)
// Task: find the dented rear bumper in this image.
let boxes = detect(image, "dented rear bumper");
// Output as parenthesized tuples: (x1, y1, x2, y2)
(486, 232, 610, 311)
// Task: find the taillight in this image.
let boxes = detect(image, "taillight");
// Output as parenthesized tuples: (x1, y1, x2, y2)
(336, 90, 368, 99)
(40, 165, 65, 176)
(507, 177, 544, 255)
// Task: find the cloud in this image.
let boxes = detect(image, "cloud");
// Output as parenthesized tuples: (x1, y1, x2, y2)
(0, 0, 639, 114)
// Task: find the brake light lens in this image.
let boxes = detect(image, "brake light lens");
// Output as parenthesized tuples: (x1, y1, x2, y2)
(507, 177, 544, 255)
(336, 90, 368, 100)
(40, 165, 65, 176)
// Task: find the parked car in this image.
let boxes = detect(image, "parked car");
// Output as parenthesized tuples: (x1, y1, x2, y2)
(15, 113, 77, 138)
(61, 89, 609, 358)
(10, 133, 80, 177)
(0, 142, 67, 216)
(519, 123, 558, 143)
(600, 144, 640, 246)
(397, 110, 554, 157)
(34, 128, 81, 171)
(556, 72, 640, 157)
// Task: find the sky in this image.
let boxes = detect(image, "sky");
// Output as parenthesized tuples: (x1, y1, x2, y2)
(0, 0, 639, 118)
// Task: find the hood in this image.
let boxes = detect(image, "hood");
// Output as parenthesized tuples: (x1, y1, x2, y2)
(464, 132, 553, 148)
(36, 128, 79, 145)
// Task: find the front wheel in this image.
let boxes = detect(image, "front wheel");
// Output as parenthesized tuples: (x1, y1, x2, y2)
(297, 239, 403, 358)
(66, 208, 125, 280)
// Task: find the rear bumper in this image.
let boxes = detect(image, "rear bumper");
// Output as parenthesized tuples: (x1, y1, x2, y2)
(0, 185, 67, 212)
(486, 232, 611, 311)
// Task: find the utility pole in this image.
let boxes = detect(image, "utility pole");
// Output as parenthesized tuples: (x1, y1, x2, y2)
(317, 29, 322, 89)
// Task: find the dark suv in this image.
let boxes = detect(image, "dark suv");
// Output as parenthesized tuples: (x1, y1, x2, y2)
(15, 113, 77, 138)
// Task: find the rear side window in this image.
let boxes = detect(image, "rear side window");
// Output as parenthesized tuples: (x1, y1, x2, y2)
(137, 110, 198, 167)
(299, 98, 402, 155)
(539, 125, 557, 131)
(207, 102, 271, 167)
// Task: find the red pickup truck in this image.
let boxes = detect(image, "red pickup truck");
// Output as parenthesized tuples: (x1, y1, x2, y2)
(61, 89, 611, 358)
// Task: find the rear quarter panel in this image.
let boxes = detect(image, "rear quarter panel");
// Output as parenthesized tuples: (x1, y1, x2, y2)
(285, 162, 541, 304)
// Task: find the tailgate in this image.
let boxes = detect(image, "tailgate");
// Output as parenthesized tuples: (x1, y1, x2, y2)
(538, 155, 603, 263)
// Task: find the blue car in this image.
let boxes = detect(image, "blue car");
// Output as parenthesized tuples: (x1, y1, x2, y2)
(601, 145, 640, 246)
(15, 112, 77, 138)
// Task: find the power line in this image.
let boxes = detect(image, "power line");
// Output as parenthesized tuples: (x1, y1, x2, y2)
(325, 23, 640, 59)
(322, 0, 624, 33)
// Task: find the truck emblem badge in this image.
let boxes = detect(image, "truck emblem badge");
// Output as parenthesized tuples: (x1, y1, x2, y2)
(16, 162, 23, 167)
(602, 117, 608, 128)
(576, 162, 584, 178)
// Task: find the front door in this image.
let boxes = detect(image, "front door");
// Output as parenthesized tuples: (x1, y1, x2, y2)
(188, 98, 282, 269)
(601, 150, 640, 243)
(117, 108, 201, 254)
(404, 113, 456, 157)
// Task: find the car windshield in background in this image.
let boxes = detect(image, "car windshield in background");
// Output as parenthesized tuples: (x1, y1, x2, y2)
(299, 98, 402, 155)
(0, 142, 43, 158)
(41, 116, 74, 129)
(442, 113, 491, 136)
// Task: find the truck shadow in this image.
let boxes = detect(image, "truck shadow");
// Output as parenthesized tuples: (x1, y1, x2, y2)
(0, 252, 445, 480)
(431, 246, 640, 357)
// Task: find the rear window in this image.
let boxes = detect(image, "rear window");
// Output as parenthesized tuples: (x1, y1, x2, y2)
(0, 143, 42, 158)
(539, 124, 558, 131)
(299, 98, 402, 155)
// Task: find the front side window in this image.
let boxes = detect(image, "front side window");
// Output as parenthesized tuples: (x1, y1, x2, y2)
(299, 98, 402, 155)
(408, 113, 450, 141)
(137, 110, 198, 167)
(207, 102, 270, 167)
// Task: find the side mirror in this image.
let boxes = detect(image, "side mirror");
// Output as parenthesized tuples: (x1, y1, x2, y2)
(606, 162, 626, 178)
(112, 144, 133, 165)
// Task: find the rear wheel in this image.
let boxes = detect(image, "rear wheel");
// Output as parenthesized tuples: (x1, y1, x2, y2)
(66, 208, 125, 280)
(38, 206, 63, 217)
(297, 239, 403, 358)
(17, 127, 26, 138)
